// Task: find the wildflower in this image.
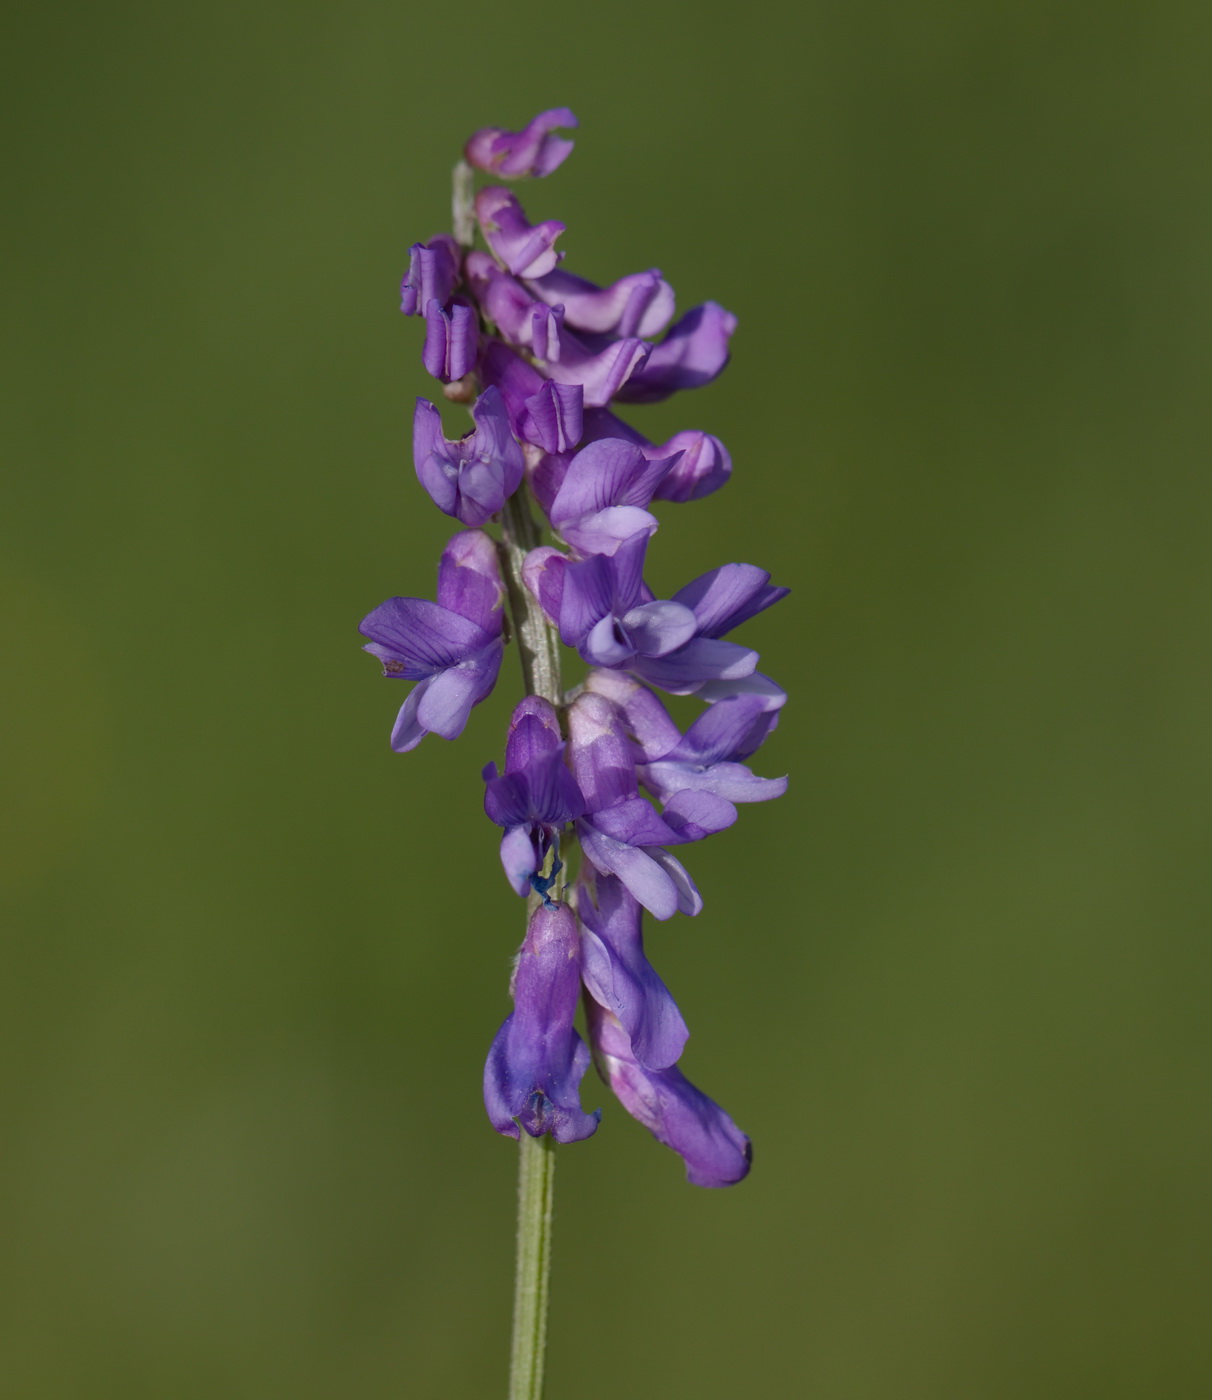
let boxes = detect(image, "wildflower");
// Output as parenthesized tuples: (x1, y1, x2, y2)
(484, 901, 601, 1142)
(465, 108, 578, 180)
(412, 387, 524, 526)
(359, 529, 504, 751)
(483, 697, 583, 899)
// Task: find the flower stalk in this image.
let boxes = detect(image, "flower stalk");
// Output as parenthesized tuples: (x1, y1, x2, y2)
(359, 106, 788, 1399)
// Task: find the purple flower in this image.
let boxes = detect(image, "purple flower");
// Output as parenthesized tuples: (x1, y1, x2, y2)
(586, 670, 787, 827)
(422, 297, 478, 383)
(484, 901, 600, 1142)
(483, 697, 584, 898)
(547, 408, 731, 507)
(629, 562, 789, 696)
(615, 302, 737, 404)
(359, 529, 505, 752)
(400, 236, 460, 317)
(524, 532, 699, 677)
(526, 267, 675, 339)
(476, 187, 565, 279)
(465, 252, 565, 361)
(520, 381, 583, 456)
(546, 437, 682, 556)
(577, 871, 688, 1071)
(587, 1000, 751, 1187)
(567, 691, 707, 921)
(465, 108, 578, 180)
(413, 387, 524, 526)
(542, 331, 651, 407)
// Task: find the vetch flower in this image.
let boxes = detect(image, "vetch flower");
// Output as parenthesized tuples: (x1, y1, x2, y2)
(400, 236, 461, 317)
(577, 871, 688, 1071)
(465, 108, 578, 180)
(483, 696, 584, 899)
(526, 267, 675, 339)
(629, 562, 789, 696)
(484, 901, 601, 1142)
(586, 1000, 751, 1188)
(359, 529, 505, 752)
(421, 297, 478, 383)
(412, 387, 524, 526)
(615, 302, 738, 404)
(567, 691, 712, 921)
(476, 187, 565, 279)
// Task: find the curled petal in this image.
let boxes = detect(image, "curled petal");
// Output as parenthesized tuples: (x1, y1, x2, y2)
(421, 298, 478, 383)
(400, 236, 460, 317)
(527, 267, 675, 339)
(465, 108, 578, 180)
(520, 381, 583, 455)
(614, 302, 737, 405)
(577, 874, 688, 1070)
(476, 187, 565, 279)
(673, 563, 789, 638)
(544, 333, 651, 407)
(587, 1003, 750, 1187)
(651, 430, 732, 503)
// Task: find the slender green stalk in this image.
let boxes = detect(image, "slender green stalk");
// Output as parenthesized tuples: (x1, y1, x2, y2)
(509, 1131, 556, 1400)
(499, 484, 565, 1399)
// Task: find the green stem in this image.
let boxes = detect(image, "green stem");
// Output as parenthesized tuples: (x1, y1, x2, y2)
(509, 1131, 556, 1400)
(499, 484, 565, 1399)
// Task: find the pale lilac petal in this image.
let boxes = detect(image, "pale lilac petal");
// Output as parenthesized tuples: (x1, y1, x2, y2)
(560, 506, 658, 559)
(416, 641, 502, 739)
(499, 826, 540, 897)
(620, 600, 698, 658)
(578, 825, 680, 921)
(644, 848, 703, 915)
(659, 788, 738, 841)
(581, 612, 636, 668)
(642, 759, 787, 805)
(697, 671, 788, 709)
(504, 696, 563, 771)
(632, 638, 759, 694)
(389, 679, 431, 753)
(585, 671, 683, 760)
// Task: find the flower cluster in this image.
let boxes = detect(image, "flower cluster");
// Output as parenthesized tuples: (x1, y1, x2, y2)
(360, 109, 787, 1187)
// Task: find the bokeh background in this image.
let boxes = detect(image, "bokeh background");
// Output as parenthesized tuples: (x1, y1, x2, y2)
(3, 2, 1210, 1395)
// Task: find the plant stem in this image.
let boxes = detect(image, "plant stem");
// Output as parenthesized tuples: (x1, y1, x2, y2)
(499, 484, 564, 1399)
(509, 1131, 556, 1400)
(500, 489, 563, 709)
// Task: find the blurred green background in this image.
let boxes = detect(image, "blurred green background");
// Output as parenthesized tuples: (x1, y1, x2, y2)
(3, 1, 1210, 1395)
